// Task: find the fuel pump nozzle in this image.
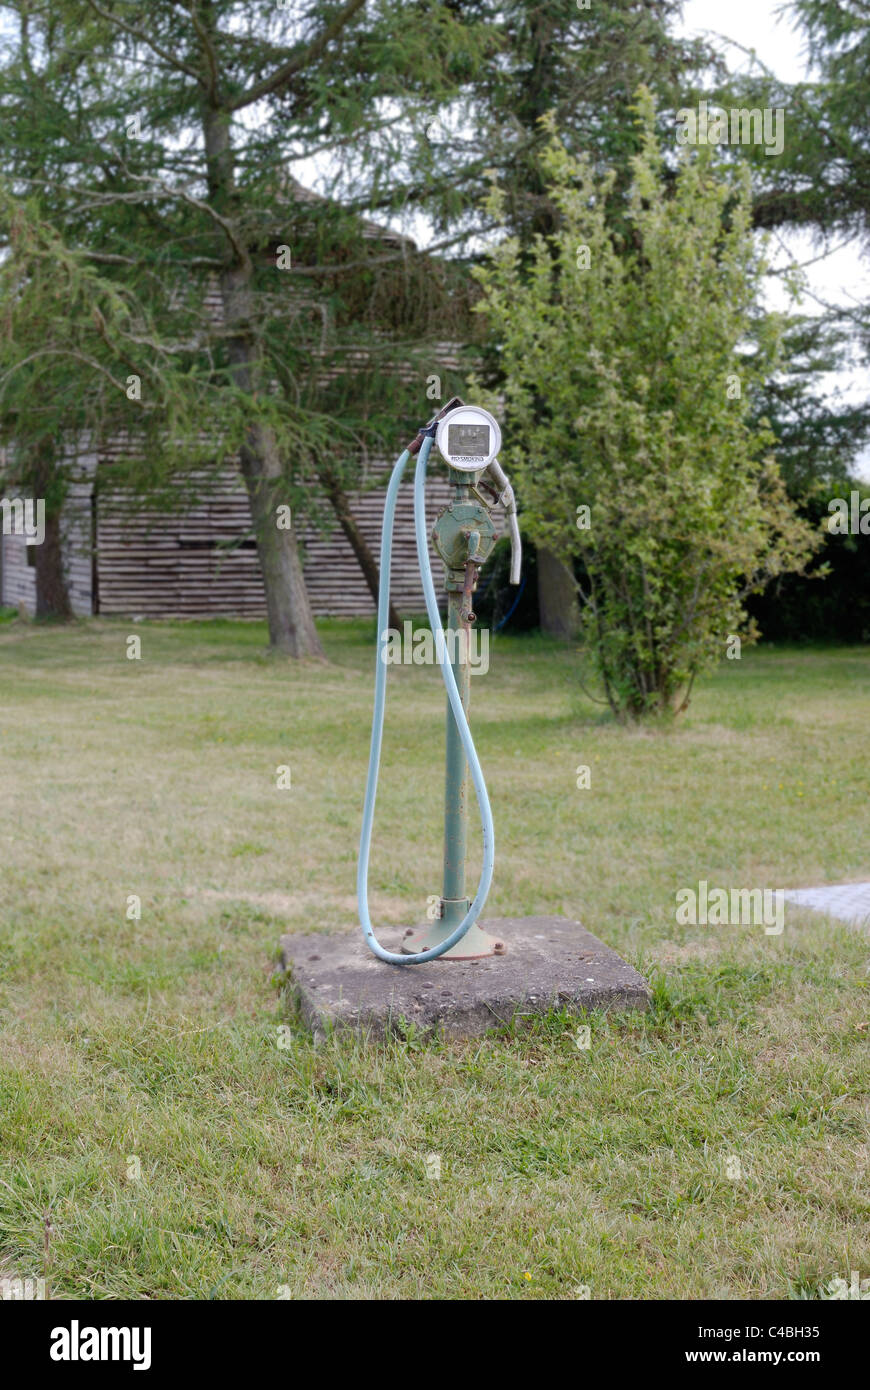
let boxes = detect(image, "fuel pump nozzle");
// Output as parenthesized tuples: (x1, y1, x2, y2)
(406, 396, 465, 456)
(485, 458, 522, 585)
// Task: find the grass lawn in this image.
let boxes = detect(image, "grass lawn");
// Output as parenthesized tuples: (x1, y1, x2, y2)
(0, 616, 867, 1300)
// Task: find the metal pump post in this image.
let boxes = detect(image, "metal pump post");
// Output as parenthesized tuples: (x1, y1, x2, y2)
(401, 466, 506, 959)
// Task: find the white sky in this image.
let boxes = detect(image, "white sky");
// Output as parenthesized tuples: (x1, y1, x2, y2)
(676, 0, 869, 474)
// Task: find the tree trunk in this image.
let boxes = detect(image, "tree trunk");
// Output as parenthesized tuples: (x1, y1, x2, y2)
(202, 90, 323, 658)
(31, 444, 72, 621)
(238, 427, 323, 657)
(538, 547, 579, 638)
(34, 509, 72, 619)
(320, 466, 401, 630)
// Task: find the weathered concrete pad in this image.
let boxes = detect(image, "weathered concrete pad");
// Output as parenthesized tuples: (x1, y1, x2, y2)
(279, 916, 650, 1039)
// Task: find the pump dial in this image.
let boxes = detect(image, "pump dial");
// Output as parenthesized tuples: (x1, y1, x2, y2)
(435, 405, 501, 472)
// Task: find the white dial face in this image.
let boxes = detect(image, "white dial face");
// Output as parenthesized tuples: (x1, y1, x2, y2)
(435, 406, 501, 471)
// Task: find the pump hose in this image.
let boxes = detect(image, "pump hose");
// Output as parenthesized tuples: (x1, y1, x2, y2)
(357, 434, 495, 964)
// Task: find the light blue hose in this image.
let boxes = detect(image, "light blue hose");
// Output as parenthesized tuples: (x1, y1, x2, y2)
(357, 434, 495, 964)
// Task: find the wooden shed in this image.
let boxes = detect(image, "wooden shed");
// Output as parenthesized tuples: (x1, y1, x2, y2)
(1, 188, 491, 620)
(0, 446, 471, 620)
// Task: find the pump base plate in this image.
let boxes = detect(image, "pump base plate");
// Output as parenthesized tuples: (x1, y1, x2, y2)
(400, 920, 506, 959)
(278, 916, 650, 1040)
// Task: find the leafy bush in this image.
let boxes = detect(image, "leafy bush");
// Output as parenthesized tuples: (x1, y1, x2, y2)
(472, 93, 819, 720)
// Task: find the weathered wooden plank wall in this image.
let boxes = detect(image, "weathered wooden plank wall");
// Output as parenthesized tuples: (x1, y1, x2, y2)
(0, 471, 93, 617)
(95, 459, 500, 618)
(0, 530, 34, 611)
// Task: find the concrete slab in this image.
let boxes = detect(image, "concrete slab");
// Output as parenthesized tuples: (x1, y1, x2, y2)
(784, 881, 870, 930)
(279, 916, 650, 1039)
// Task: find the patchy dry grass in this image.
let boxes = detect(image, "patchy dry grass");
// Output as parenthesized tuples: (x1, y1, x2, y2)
(0, 617, 867, 1299)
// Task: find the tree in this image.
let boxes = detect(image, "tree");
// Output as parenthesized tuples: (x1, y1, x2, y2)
(748, 315, 870, 499)
(430, 0, 718, 635)
(471, 97, 819, 720)
(720, 3, 870, 394)
(706, 5, 870, 639)
(742, 2, 870, 246)
(742, 313, 870, 644)
(0, 0, 491, 647)
(0, 191, 249, 614)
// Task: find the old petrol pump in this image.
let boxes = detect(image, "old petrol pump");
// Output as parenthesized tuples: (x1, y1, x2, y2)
(357, 399, 521, 963)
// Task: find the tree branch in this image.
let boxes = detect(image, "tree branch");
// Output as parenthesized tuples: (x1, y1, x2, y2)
(0, 348, 133, 400)
(230, 0, 368, 111)
(83, 0, 202, 84)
